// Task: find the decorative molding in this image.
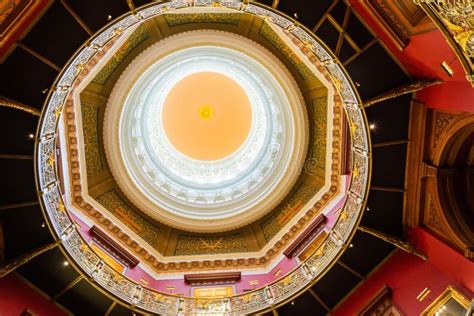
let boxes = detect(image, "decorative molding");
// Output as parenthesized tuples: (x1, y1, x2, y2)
(404, 100, 426, 227)
(284, 214, 326, 258)
(424, 193, 449, 237)
(360, 0, 434, 51)
(358, 226, 427, 261)
(184, 272, 241, 285)
(421, 285, 471, 315)
(0, 95, 40, 116)
(0, 0, 51, 59)
(433, 112, 456, 148)
(359, 285, 402, 316)
(90, 225, 139, 268)
(0, 241, 59, 278)
(415, 1, 474, 86)
(363, 79, 442, 108)
(34, 2, 370, 314)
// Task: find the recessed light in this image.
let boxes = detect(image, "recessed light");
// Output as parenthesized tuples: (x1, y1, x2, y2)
(28, 133, 35, 139)
(290, 301, 295, 305)
(107, 15, 112, 21)
(41, 222, 45, 228)
(441, 61, 454, 77)
(63, 260, 69, 267)
(293, 13, 299, 19)
(369, 123, 375, 130)
(366, 206, 370, 212)
(349, 243, 354, 248)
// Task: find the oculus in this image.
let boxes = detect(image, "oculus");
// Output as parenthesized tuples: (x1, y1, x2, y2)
(103, 30, 308, 232)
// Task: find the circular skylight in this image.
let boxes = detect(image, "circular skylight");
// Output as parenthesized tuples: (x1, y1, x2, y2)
(103, 30, 308, 232)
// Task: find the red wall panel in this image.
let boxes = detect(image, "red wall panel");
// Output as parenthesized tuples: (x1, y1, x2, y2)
(333, 228, 473, 315)
(0, 274, 67, 316)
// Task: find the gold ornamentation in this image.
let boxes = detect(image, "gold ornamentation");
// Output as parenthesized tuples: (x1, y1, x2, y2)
(164, 13, 240, 27)
(415, 1, 474, 86)
(340, 209, 348, 221)
(199, 237, 223, 251)
(174, 234, 248, 256)
(0, 241, 59, 278)
(352, 165, 360, 178)
(421, 285, 470, 315)
(312, 97, 327, 170)
(54, 106, 62, 119)
(363, 79, 442, 108)
(358, 226, 427, 261)
(47, 154, 55, 167)
(80, 102, 103, 175)
(97, 191, 160, 247)
(57, 200, 66, 212)
(259, 22, 317, 81)
(198, 104, 214, 120)
(0, 95, 40, 116)
(92, 25, 148, 85)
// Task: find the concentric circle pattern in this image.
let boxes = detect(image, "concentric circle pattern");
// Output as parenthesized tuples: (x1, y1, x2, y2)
(104, 31, 308, 232)
(36, 1, 370, 314)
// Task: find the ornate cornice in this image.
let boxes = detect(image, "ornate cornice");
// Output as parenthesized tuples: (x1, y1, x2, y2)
(35, 1, 370, 313)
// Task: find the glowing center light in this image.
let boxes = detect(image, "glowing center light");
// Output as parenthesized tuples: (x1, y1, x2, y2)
(199, 104, 214, 120)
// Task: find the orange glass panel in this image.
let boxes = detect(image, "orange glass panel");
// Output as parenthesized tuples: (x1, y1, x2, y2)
(162, 72, 252, 161)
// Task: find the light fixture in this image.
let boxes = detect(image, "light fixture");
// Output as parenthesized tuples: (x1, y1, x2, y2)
(349, 243, 354, 248)
(107, 15, 112, 21)
(369, 123, 376, 130)
(41, 222, 45, 228)
(290, 301, 295, 305)
(366, 206, 370, 212)
(63, 260, 69, 267)
(28, 133, 35, 139)
(293, 13, 299, 19)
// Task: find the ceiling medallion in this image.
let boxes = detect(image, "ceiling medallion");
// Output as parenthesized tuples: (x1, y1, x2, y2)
(198, 104, 214, 120)
(35, 0, 370, 314)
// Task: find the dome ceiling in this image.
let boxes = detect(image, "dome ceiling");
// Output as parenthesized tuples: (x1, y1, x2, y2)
(34, 0, 370, 314)
(103, 30, 308, 232)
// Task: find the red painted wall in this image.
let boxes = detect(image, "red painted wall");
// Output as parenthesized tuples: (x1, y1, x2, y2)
(333, 228, 473, 315)
(0, 274, 67, 316)
(349, 1, 474, 113)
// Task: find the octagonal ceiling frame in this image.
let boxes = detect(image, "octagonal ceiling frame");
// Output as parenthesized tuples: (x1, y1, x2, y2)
(63, 22, 342, 268)
(34, 0, 371, 314)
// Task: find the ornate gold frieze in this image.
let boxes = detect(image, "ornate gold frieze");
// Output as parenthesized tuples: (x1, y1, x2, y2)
(312, 97, 328, 169)
(58, 8, 345, 272)
(36, 2, 370, 313)
(260, 22, 316, 81)
(261, 181, 321, 241)
(81, 102, 103, 175)
(416, 0, 474, 85)
(92, 25, 149, 85)
(174, 234, 249, 256)
(97, 190, 160, 248)
(164, 13, 241, 27)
